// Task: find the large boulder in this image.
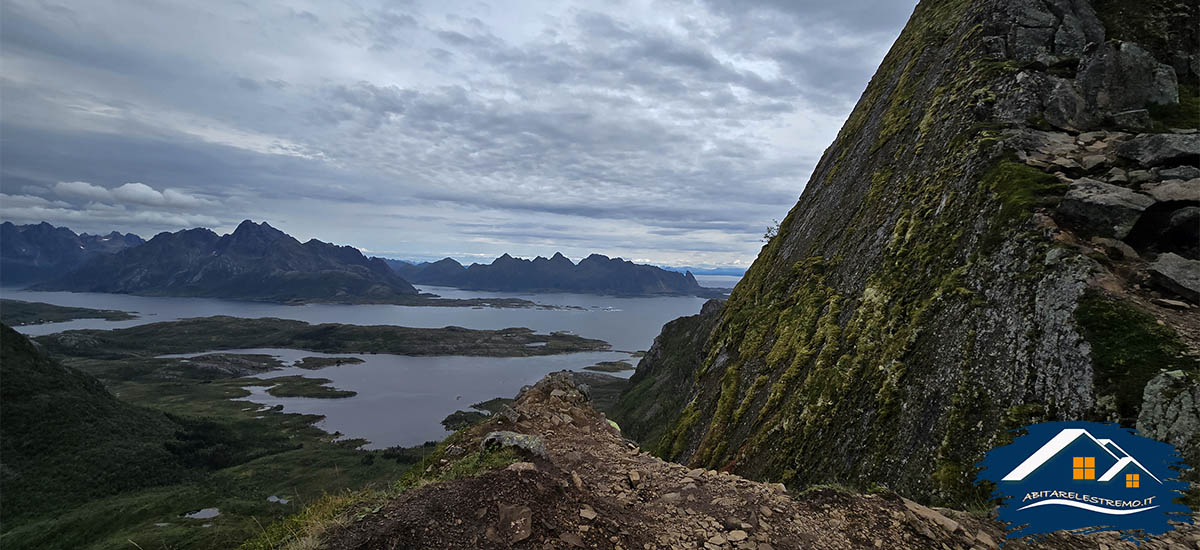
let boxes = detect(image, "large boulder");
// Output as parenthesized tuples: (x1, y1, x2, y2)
(1055, 178, 1154, 238)
(1148, 253, 1200, 303)
(481, 431, 549, 458)
(1077, 41, 1180, 114)
(1115, 134, 1200, 167)
(1041, 75, 1099, 131)
(1143, 178, 1200, 203)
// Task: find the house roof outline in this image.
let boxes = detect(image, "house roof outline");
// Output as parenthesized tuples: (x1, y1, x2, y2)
(1098, 456, 1161, 483)
(1001, 428, 1161, 483)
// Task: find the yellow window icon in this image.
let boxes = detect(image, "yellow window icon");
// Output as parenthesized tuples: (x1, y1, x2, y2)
(1073, 457, 1095, 480)
(1126, 473, 1140, 488)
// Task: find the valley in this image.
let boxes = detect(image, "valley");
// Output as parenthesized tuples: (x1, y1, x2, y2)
(0, 290, 691, 549)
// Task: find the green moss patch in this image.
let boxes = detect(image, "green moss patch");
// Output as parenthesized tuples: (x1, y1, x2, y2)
(1075, 292, 1199, 424)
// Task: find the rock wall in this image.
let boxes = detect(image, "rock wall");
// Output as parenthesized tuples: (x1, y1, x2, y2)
(615, 0, 1199, 507)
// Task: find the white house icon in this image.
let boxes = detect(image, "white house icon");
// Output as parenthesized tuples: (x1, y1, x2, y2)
(1002, 428, 1162, 483)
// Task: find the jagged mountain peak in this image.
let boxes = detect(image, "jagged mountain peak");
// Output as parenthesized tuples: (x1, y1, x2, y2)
(34, 222, 417, 301)
(391, 250, 712, 296)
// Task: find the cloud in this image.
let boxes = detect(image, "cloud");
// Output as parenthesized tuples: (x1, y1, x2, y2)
(0, 192, 222, 230)
(53, 181, 213, 209)
(53, 181, 111, 202)
(0, 0, 915, 266)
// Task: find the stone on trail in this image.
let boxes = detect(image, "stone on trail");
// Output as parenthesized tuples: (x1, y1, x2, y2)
(481, 431, 549, 458)
(1056, 178, 1154, 238)
(1148, 253, 1200, 303)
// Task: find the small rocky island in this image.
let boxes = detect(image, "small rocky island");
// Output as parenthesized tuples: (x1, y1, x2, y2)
(0, 299, 136, 326)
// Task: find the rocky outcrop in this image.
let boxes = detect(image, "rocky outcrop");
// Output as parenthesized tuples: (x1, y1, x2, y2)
(1116, 134, 1200, 166)
(1137, 370, 1200, 478)
(1077, 41, 1179, 114)
(615, 0, 1199, 508)
(481, 431, 548, 459)
(1149, 253, 1200, 303)
(308, 371, 1199, 549)
(1056, 178, 1154, 238)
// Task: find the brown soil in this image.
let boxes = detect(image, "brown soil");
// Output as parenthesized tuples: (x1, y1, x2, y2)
(322, 373, 1199, 550)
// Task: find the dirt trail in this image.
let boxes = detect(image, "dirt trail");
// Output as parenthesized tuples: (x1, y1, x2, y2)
(324, 372, 1199, 549)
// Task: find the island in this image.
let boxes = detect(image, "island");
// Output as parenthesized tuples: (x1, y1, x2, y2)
(35, 316, 611, 359)
(583, 360, 635, 372)
(0, 299, 136, 326)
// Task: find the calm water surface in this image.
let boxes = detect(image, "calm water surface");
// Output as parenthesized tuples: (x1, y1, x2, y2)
(161, 347, 633, 448)
(4, 286, 712, 351)
(3, 286, 711, 447)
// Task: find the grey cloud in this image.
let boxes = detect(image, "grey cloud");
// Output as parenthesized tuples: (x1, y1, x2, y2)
(0, 0, 913, 267)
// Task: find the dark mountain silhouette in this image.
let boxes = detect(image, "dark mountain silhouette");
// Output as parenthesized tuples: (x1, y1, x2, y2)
(35, 220, 418, 303)
(389, 252, 720, 296)
(0, 221, 144, 284)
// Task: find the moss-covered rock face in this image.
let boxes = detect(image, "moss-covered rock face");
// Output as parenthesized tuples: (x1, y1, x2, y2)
(609, 299, 725, 449)
(618, 0, 1199, 508)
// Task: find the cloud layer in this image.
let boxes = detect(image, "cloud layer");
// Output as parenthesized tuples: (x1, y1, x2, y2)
(0, 0, 914, 267)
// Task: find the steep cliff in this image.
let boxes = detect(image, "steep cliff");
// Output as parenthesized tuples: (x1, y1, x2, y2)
(613, 0, 1199, 507)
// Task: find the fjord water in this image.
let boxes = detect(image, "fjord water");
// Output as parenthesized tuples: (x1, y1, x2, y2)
(4, 285, 714, 350)
(165, 348, 630, 448)
(3, 285, 729, 447)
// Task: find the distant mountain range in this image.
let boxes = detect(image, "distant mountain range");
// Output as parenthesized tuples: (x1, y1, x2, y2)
(3, 220, 729, 301)
(659, 266, 746, 277)
(32, 220, 419, 303)
(387, 252, 725, 296)
(1, 222, 144, 284)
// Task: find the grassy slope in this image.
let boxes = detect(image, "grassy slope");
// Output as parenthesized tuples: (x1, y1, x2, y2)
(0, 324, 419, 550)
(0, 323, 191, 523)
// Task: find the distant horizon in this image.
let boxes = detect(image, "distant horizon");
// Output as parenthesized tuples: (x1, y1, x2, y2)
(2, 218, 752, 272)
(0, 0, 914, 269)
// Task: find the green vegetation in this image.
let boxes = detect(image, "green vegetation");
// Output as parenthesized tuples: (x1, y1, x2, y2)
(982, 159, 1067, 224)
(0, 298, 135, 325)
(584, 360, 634, 372)
(441, 397, 518, 430)
(241, 428, 519, 550)
(294, 356, 365, 369)
(1074, 292, 1199, 423)
(634, 0, 1150, 508)
(442, 410, 488, 430)
(469, 397, 516, 414)
(1148, 84, 1200, 131)
(0, 323, 424, 550)
(36, 315, 610, 359)
(257, 375, 357, 398)
(1095, 0, 1200, 85)
(609, 303, 723, 453)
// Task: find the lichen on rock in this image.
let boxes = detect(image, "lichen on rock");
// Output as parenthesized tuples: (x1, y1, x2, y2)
(615, 0, 1200, 509)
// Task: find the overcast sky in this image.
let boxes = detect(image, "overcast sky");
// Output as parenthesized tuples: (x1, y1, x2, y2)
(0, 0, 915, 267)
